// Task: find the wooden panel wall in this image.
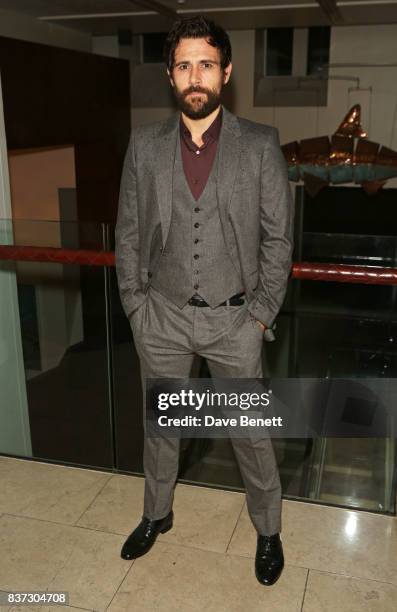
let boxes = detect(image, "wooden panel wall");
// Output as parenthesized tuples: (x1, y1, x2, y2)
(0, 35, 131, 224)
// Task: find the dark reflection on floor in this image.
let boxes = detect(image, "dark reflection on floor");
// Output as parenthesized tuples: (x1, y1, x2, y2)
(26, 335, 113, 468)
(24, 265, 113, 468)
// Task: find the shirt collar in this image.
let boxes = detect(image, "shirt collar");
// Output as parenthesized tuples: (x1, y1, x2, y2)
(180, 106, 223, 145)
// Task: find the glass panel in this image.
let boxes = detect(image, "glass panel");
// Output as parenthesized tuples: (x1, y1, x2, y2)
(0, 219, 114, 468)
(281, 185, 397, 513)
(304, 438, 394, 512)
(307, 26, 330, 76)
(2, 217, 395, 515)
(266, 28, 293, 76)
(106, 224, 143, 473)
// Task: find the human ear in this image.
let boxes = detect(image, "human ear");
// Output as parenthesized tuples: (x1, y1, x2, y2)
(223, 62, 232, 84)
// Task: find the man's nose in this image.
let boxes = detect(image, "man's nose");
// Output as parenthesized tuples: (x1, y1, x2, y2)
(189, 64, 201, 85)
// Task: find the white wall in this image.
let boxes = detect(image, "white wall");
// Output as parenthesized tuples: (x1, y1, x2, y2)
(92, 36, 119, 58)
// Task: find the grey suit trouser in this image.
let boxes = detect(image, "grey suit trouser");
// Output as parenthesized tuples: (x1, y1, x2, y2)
(130, 286, 282, 536)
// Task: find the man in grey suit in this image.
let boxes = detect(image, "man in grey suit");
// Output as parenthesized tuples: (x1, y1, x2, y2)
(115, 16, 294, 586)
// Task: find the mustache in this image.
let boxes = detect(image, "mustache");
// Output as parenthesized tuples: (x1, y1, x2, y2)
(183, 86, 210, 96)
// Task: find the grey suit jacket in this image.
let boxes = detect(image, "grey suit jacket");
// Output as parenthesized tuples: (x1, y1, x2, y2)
(115, 104, 294, 335)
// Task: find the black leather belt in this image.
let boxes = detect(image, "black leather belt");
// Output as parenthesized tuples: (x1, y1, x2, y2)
(188, 292, 245, 307)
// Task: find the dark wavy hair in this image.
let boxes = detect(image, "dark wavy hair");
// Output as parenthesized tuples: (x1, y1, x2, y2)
(163, 16, 232, 72)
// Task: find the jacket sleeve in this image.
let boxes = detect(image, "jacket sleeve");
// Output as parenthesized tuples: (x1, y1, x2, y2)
(115, 131, 147, 319)
(246, 127, 294, 329)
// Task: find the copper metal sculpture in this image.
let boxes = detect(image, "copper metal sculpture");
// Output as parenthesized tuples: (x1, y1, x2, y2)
(282, 105, 397, 196)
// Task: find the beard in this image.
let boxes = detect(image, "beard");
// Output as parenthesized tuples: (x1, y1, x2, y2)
(173, 84, 222, 119)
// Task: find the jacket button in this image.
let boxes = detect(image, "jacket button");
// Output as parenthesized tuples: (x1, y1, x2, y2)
(194, 222, 200, 228)
(194, 254, 199, 259)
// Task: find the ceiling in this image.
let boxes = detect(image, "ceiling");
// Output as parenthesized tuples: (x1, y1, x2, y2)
(1, 0, 397, 35)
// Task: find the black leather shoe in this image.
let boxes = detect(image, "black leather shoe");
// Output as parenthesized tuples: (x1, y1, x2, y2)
(255, 533, 284, 586)
(120, 510, 174, 560)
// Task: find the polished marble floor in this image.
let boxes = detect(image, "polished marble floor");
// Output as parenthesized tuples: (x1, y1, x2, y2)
(0, 455, 396, 612)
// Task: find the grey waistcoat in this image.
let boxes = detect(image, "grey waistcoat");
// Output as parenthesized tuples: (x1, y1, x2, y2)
(150, 134, 244, 308)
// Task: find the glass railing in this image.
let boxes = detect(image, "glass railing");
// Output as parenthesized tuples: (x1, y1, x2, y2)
(0, 218, 396, 515)
(0, 219, 114, 469)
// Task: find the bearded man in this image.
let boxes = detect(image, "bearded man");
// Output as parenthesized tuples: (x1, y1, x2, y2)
(115, 15, 294, 586)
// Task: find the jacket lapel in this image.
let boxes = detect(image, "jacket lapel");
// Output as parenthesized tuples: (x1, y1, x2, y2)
(216, 105, 242, 234)
(153, 111, 179, 246)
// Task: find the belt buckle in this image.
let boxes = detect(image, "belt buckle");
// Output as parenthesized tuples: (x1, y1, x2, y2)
(189, 295, 205, 307)
(227, 292, 245, 307)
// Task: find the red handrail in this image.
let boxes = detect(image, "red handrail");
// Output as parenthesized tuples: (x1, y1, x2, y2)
(0, 245, 115, 266)
(291, 262, 397, 285)
(1, 244, 397, 285)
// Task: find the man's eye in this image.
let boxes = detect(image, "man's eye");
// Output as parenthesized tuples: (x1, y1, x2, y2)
(178, 64, 188, 70)
(201, 63, 213, 69)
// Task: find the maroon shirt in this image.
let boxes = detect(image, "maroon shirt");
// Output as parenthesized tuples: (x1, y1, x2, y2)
(180, 107, 223, 201)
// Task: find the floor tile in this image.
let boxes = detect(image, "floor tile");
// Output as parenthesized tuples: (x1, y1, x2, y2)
(0, 515, 78, 592)
(2, 457, 396, 611)
(76, 474, 145, 534)
(77, 475, 245, 554)
(0, 457, 111, 525)
(48, 528, 132, 611)
(159, 483, 245, 553)
(303, 570, 397, 612)
(108, 541, 308, 612)
(0, 514, 131, 611)
(228, 499, 397, 584)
